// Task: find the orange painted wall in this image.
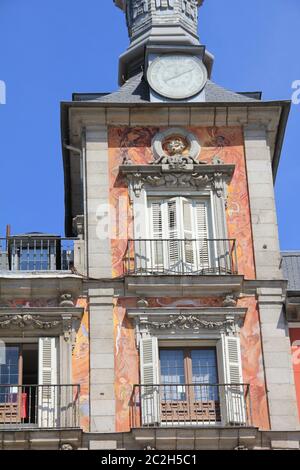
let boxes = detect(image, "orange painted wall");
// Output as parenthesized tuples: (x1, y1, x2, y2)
(114, 296, 269, 432)
(290, 328, 300, 420)
(108, 126, 266, 432)
(73, 297, 90, 432)
(0, 296, 90, 431)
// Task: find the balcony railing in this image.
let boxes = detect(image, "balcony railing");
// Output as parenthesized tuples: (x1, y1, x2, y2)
(0, 384, 80, 429)
(131, 384, 252, 428)
(0, 236, 77, 271)
(124, 239, 238, 276)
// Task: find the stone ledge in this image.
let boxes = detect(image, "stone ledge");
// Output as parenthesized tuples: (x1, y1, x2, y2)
(125, 275, 244, 297)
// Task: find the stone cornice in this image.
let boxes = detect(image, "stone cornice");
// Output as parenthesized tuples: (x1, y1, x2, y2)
(0, 307, 83, 318)
(0, 275, 83, 301)
(127, 307, 247, 318)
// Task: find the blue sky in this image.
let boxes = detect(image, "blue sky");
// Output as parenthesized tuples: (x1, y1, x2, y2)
(0, 0, 299, 249)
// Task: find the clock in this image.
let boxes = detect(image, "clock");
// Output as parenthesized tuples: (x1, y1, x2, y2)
(147, 54, 207, 100)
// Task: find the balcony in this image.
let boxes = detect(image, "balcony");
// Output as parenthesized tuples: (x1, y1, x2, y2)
(0, 384, 80, 429)
(0, 235, 76, 272)
(124, 239, 243, 296)
(131, 383, 252, 428)
(125, 239, 237, 276)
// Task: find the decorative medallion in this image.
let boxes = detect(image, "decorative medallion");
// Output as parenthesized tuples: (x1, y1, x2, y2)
(151, 128, 204, 168)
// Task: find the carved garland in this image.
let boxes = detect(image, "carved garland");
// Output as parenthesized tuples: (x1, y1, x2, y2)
(141, 314, 238, 336)
(0, 314, 59, 330)
(0, 314, 75, 343)
(127, 171, 226, 197)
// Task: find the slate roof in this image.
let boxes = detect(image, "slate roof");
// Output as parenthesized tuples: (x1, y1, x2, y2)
(281, 252, 300, 290)
(73, 72, 260, 104)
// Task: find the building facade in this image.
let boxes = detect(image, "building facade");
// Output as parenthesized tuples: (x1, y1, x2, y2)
(0, 0, 300, 450)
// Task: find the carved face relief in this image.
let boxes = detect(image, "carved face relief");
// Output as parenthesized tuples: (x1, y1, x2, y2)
(163, 136, 189, 157)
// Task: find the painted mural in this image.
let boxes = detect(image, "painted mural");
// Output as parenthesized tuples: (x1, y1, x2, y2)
(73, 297, 90, 432)
(108, 125, 256, 280)
(290, 328, 300, 420)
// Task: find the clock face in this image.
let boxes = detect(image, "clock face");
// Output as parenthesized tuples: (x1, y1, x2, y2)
(147, 55, 207, 100)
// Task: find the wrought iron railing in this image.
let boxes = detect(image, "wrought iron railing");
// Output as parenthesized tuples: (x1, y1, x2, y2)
(0, 236, 77, 271)
(0, 384, 80, 428)
(131, 383, 252, 428)
(124, 239, 238, 276)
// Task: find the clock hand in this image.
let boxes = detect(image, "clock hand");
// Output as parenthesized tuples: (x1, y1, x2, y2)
(165, 68, 195, 83)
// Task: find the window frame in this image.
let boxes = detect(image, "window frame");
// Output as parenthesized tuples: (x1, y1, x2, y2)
(159, 346, 219, 385)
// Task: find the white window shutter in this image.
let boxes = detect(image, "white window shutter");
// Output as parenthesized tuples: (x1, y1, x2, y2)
(166, 199, 180, 272)
(140, 336, 161, 426)
(38, 337, 58, 428)
(194, 201, 210, 271)
(217, 335, 246, 426)
(182, 199, 195, 269)
(150, 201, 164, 271)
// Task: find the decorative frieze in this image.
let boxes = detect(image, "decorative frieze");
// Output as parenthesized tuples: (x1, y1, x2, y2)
(122, 165, 234, 198)
(0, 309, 83, 345)
(141, 314, 235, 333)
(128, 307, 247, 346)
(0, 314, 59, 330)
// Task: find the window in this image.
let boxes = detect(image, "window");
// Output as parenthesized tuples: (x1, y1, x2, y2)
(148, 196, 213, 274)
(0, 339, 58, 426)
(160, 348, 220, 420)
(138, 335, 247, 426)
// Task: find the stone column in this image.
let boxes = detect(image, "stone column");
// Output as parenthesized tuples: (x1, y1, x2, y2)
(89, 285, 115, 433)
(243, 124, 281, 280)
(85, 125, 112, 279)
(258, 288, 299, 430)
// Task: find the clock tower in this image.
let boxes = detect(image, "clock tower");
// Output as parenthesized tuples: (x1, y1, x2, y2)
(60, 0, 300, 450)
(114, 0, 213, 102)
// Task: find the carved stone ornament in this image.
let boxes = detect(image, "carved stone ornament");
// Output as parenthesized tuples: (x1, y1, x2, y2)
(223, 294, 237, 308)
(62, 315, 73, 343)
(59, 293, 75, 307)
(0, 314, 59, 330)
(115, 1, 204, 40)
(151, 128, 204, 169)
(60, 443, 74, 451)
(141, 314, 238, 335)
(126, 169, 229, 198)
